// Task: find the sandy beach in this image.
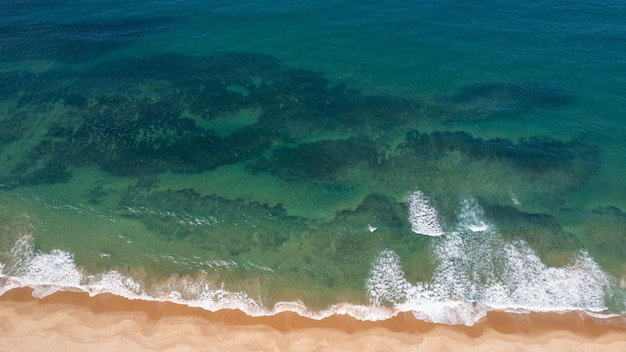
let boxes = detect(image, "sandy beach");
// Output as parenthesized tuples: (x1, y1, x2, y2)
(0, 288, 624, 352)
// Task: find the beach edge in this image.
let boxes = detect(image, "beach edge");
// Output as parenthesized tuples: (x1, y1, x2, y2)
(1, 287, 625, 351)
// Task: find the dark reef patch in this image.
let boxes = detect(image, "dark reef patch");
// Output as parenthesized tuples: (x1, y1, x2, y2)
(119, 187, 298, 254)
(0, 111, 29, 145)
(0, 52, 429, 184)
(116, 186, 431, 292)
(400, 130, 598, 176)
(249, 137, 382, 182)
(334, 193, 410, 231)
(7, 159, 72, 186)
(0, 51, 600, 222)
(484, 205, 583, 266)
(42, 95, 260, 176)
(583, 206, 626, 270)
(435, 81, 573, 121)
(247, 127, 598, 198)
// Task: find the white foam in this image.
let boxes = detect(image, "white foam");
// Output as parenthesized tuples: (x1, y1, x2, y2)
(399, 299, 486, 326)
(203, 259, 238, 269)
(119, 206, 219, 227)
(468, 224, 489, 232)
(0, 221, 621, 327)
(243, 261, 274, 272)
(366, 249, 413, 305)
(511, 194, 521, 206)
(324, 303, 396, 321)
(407, 191, 444, 236)
(87, 270, 146, 298)
(0, 230, 84, 297)
(366, 232, 614, 325)
(365, 246, 484, 325)
(3, 232, 37, 274)
(25, 249, 82, 286)
(366, 195, 618, 324)
(0, 230, 401, 322)
(456, 198, 490, 233)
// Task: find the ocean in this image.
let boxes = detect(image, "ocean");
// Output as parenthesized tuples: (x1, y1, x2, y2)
(0, 0, 625, 326)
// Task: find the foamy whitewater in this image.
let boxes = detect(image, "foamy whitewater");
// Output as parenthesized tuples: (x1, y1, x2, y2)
(0, 193, 621, 326)
(407, 191, 444, 236)
(370, 194, 617, 324)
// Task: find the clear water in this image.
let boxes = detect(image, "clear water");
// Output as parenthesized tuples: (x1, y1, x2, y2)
(1, 0, 625, 325)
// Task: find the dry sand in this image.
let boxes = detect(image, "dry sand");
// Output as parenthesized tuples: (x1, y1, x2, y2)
(1, 288, 625, 352)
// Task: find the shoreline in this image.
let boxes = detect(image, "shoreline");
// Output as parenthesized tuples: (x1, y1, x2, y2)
(1, 288, 625, 351)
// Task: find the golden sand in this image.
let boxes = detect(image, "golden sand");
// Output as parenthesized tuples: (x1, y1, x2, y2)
(1, 288, 625, 351)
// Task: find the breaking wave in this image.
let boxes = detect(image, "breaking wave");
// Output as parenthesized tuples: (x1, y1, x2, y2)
(367, 195, 620, 325)
(366, 239, 613, 325)
(407, 191, 444, 236)
(456, 197, 490, 233)
(0, 195, 623, 326)
(0, 229, 399, 322)
(408, 191, 491, 236)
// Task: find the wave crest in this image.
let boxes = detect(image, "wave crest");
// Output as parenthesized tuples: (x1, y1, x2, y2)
(407, 191, 444, 236)
(366, 233, 615, 325)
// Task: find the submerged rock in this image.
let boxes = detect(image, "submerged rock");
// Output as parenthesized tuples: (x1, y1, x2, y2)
(484, 205, 583, 266)
(584, 206, 626, 269)
(435, 81, 573, 121)
(0, 52, 424, 184)
(249, 137, 382, 182)
(401, 130, 598, 176)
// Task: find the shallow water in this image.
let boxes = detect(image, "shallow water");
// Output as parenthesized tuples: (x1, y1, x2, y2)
(1, 0, 625, 325)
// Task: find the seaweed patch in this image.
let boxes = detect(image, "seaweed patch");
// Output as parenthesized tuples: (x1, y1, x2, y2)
(435, 81, 573, 121)
(0, 52, 601, 240)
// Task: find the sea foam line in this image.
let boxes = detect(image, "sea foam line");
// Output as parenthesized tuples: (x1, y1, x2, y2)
(0, 231, 396, 321)
(0, 243, 621, 326)
(0, 233, 619, 327)
(0, 211, 623, 326)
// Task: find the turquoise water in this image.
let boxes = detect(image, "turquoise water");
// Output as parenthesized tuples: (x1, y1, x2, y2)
(1, 0, 625, 325)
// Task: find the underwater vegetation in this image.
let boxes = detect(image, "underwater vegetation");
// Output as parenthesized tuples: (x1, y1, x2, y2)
(0, 52, 405, 184)
(0, 51, 590, 184)
(250, 128, 598, 212)
(0, 51, 598, 213)
(435, 81, 573, 121)
(0, 111, 27, 145)
(484, 205, 583, 266)
(45, 95, 261, 176)
(400, 130, 598, 176)
(0, 50, 601, 256)
(582, 206, 626, 272)
(119, 187, 296, 255)
(249, 137, 383, 182)
(117, 186, 431, 295)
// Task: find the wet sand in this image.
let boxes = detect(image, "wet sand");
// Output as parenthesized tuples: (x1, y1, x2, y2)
(1, 288, 625, 351)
